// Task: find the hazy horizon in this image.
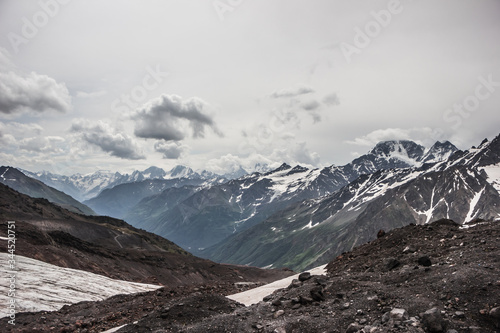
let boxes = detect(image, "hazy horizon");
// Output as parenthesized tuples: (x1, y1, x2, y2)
(1, 0, 499, 175)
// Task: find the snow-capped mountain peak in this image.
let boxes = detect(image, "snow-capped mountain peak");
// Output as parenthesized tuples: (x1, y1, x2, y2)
(368, 140, 425, 166)
(166, 165, 198, 179)
(421, 141, 458, 164)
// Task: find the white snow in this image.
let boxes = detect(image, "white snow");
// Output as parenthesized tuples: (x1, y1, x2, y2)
(262, 168, 318, 203)
(480, 163, 500, 193)
(102, 324, 128, 332)
(464, 187, 485, 223)
(227, 265, 327, 306)
(0, 253, 161, 318)
(0, 167, 9, 180)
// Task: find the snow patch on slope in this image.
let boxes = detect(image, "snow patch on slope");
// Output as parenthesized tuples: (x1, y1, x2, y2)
(0, 253, 161, 318)
(480, 163, 500, 193)
(465, 187, 485, 223)
(227, 265, 327, 306)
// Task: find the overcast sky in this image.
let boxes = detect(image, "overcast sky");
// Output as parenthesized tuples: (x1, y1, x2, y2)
(1, 0, 499, 176)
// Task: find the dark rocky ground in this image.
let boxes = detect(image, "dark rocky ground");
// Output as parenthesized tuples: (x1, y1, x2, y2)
(2, 218, 499, 332)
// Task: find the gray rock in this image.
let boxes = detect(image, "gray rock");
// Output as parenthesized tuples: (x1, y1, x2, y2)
(298, 272, 311, 282)
(381, 311, 390, 323)
(403, 245, 417, 253)
(390, 308, 409, 321)
(418, 256, 432, 267)
(490, 306, 500, 327)
(422, 307, 445, 332)
(490, 306, 500, 319)
(385, 258, 401, 270)
(273, 310, 284, 319)
(310, 286, 325, 302)
(299, 296, 313, 305)
(271, 299, 282, 307)
(288, 279, 301, 289)
(345, 322, 362, 333)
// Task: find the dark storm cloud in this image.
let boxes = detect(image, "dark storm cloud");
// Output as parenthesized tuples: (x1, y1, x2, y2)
(132, 94, 223, 141)
(71, 119, 145, 160)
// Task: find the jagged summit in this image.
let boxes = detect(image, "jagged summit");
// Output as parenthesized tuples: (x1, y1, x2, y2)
(167, 165, 198, 179)
(369, 140, 425, 161)
(362, 139, 459, 168)
(264, 163, 292, 176)
(421, 140, 458, 164)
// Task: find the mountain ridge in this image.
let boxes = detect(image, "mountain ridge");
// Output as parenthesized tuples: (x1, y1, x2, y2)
(202, 135, 500, 271)
(0, 166, 95, 216)
(123, 139, 458, 254)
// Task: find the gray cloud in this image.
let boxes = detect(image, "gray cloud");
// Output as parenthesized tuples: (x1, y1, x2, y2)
(19, 136, 65, 153)
(323, 93, 340, 106)
(301, 100, 320, 111)
(271, 85, 315, 99)
(76, 90, 107, 99)
(0, 50, 71, 115)
(0, 121, 43, 136)
(345, 127, 447, 148)
(154, 141, 188, 159)
(71, 119, 145, 160)
(133, 94, 223, 142)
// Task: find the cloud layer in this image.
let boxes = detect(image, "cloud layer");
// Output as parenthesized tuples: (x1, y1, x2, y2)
(133, 94, 223, 142)
(71, 119, 145, 160)
(154, 141, 188, 159)
(0, 50, 71, 115)
(270, 85, 315, 99)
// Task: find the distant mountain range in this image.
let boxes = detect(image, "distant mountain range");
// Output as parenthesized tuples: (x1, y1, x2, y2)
(21, 165, 228, 202)
(123, 140, 459, 254)
(7, 135, 500, 273)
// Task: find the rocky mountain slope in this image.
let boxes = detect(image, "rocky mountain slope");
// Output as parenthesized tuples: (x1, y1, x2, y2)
(0, 166, 95, 215)
(203, 135, 500, 271)
(125, 140, 457, 253)
(3, 219, 498, 332)
(0, 183, 292, 288)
